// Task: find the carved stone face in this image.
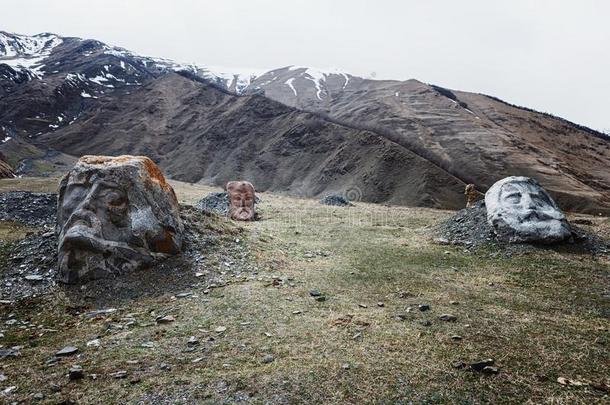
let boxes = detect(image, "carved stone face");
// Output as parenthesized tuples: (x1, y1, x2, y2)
(57, 155, 183, 283)
(485, 176, 571, 243)
(226, 181, 255, 221)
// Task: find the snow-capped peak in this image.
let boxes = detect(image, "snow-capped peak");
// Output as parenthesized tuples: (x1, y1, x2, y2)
(0, 32, 62, 78)
(286, 65, 353, 99)
(102, 45, 267, 94)
(0, 32, 62, 58)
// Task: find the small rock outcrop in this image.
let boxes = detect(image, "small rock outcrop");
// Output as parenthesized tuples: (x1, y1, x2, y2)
(195, 192, 230, 216)
(464, 184, 482, 208)
(226, 181, 256, 221)
(0, 158, 15, 178)
(56, 155, 184, 283)
(485, 176, 571, 243)
(319, 195, 354, 207)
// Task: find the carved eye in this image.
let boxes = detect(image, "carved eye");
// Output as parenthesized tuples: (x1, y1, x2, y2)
(530, 193, 549, 205)
(505, 192, 521, 204)
(106, 192, 127, 209)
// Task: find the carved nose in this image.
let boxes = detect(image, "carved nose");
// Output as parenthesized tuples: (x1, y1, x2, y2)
(522, 195, 536, 209)
(75, 197, 96, 215)
(65, 197, 97, 228)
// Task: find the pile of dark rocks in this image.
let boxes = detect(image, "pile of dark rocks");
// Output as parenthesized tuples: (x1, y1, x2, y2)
(0, 199, 257, 304)
(319, 195, 354, 207)
(0, 192, 57, 226)
(195, 192, 230, 216)
(435, 201, 494, 247)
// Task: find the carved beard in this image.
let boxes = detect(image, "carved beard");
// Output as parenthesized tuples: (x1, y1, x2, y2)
(58, 242, 155, 284)
(231, 206, 254, 221)
(58, 224, 155, 283)
(492, 208, 570, 244)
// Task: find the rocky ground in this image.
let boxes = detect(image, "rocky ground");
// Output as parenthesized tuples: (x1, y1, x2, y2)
(0, 178, 608, 404)
(0, 191, 256, 307)
(0, 192, 57, 226)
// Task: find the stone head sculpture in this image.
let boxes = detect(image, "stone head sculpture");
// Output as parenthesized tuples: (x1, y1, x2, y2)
(226, 181, 256, 221)
(485, 176, 571, 243)
(57, 155, 183, 283)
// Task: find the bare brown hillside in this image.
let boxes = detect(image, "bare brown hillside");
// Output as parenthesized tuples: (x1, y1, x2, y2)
(32, 73, 466, 209)
(245, 68, 610, 214)
(2, 32, 610, 213)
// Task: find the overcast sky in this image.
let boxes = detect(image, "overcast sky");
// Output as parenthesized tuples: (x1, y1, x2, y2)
(3, 0, 609, 131)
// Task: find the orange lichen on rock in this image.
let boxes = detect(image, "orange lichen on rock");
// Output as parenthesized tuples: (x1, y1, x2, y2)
(79, 155, 145, 166)
(77, 155, 174, 196)
(141, 157, 174, 196)
(152, 229, 180, 254)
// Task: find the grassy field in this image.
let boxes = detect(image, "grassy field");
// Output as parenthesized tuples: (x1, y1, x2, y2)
(0, 177, 609, 404)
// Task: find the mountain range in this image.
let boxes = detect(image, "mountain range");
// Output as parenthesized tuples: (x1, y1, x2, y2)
(1, 31, 609, 213)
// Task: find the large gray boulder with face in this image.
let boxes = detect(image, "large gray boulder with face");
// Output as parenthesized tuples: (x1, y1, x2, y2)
(57, 155, 184, 283)
(485, 176, 572, 244)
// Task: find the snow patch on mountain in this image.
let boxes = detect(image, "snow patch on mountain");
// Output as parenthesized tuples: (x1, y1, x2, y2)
(285, 66, 354, 98)
(196, 65, 267, 94)
(0, 32, 62, 78)
(0, 32, 62, 58)
(285, 78, 297, 96)
(107, 49, 266, 94)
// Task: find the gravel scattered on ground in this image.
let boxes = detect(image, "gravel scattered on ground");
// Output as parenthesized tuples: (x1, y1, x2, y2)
(319, 195, 354, 207)
(0, 192, 57, 226)
(0, 228, 57, 300)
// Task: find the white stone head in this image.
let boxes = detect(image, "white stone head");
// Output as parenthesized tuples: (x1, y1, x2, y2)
(485, 176, 571, 243)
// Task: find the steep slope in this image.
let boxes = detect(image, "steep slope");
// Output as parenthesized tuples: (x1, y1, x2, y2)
(0, 31, 468, 208)
(34, 72, 466, 208)
(239, 66, 610, 213)
(0, 157, 15, 178)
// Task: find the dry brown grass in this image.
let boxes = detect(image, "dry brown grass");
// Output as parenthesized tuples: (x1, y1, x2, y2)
(0, 176, 62, 193)
(0, 178, 608, 404)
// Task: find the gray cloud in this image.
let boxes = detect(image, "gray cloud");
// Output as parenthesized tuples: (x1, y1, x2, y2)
(4, 0, 609, 131)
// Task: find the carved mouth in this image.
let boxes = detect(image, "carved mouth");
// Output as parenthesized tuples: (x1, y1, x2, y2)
(521, 210, 556, 222)
(233, 208, 253, 220)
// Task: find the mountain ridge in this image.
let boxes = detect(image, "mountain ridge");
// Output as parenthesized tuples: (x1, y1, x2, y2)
(1, 30, 609, 214)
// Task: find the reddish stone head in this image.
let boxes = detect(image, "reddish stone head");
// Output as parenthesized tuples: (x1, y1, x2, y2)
(226, 181, 256, 221)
